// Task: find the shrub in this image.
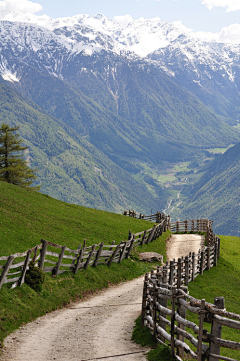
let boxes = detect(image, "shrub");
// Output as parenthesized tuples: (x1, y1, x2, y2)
(25, 261, 45, 292)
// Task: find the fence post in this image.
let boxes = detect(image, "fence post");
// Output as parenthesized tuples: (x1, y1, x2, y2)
(53, 245, 66, 276)
(159, 277, 168, 343)
(74, 239, 86, 274)
(0, 255, 14, 289)
(119, 241, 128, 262)
(176, 221, 179, 232)
(192, 252, 196, 281)
(107, 243, 121, 266)
(141, 230, 147, 245)
(39, 239, 48, 270)
(107, 240, 115, 262)
(156, 265, 162, 284)
(18, 249, 31, 287)
(197, 299, 205, 361)
(207, 247, 211, 270)
(184, 255, 189, 286)
(152, 281, 157, 342)
(209, 297, 225, 361)
(126, 235, 135, 259)
(84, 244, 96, 269)
(177, 285, 188, 358)
(217, 237, 220, 258)
(214, 241, 218, 267)
(169, 260, 174, 285)
(177, 258, 182, 288)
(200, 250, 205, 275)
(71, 243, 82, 269)
(141, 273, 149, 326)
(191, 220, 195, 232)
(171, 286, 176, 359)
(93, 242, 104, 267)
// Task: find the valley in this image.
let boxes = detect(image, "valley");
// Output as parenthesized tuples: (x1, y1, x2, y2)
(0, 13, 239, 235)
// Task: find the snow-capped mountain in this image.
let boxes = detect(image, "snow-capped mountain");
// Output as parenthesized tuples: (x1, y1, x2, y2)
(0, 13, 240, 89)
(0, 13, 239, 126)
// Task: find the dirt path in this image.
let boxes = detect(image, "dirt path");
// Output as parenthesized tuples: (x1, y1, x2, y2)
(166, 234, 204, 260)
(1, 277, 148, 361)
(1, 234, 204, 360)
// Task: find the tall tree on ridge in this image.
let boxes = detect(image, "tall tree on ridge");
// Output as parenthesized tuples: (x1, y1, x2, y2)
(0, 123, 39, 189)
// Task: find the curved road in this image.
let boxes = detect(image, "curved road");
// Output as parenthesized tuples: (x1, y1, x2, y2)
(1, 234, 204, 361)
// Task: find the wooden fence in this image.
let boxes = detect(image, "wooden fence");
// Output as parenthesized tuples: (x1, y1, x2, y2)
(170, 219, 217, 246)
(0, 216, 170, 290)
(142, 272, 240, 361)
(123, 209, 169, 223)
(141, 220, 240, 360)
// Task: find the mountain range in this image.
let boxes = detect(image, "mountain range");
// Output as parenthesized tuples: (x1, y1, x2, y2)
(0, 13, 239, 232)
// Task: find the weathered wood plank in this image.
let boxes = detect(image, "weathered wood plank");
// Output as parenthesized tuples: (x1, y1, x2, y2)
(18, 250, 31, 287)
(0, 256, 14, 289)
(52, 245, 66, 276)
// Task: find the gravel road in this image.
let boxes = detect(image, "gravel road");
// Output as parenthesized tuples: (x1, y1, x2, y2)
(1, 233, 204, 360)
(166, 234, 204, 260)
(1, 277, 149, 361)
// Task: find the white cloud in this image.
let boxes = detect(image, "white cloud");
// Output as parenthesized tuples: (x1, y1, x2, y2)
(218, 23, 240, 42)
(201, 0, 240, 12)
(191, 23, 240, 44)
(0, 0, 42, 14)
(113, 14, 133, 26)
(172, 20, 192, 33)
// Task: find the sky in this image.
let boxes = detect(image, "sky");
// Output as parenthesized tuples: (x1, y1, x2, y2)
(1, 0, 240, 39)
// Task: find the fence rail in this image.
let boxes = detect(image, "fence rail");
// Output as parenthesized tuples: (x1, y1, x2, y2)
(142, 275, 240, 361)
(0, 216, 170, 290)
(141, 220, 240, 360)
(123, 209, 169, 223)
(170, 219, 217, 246)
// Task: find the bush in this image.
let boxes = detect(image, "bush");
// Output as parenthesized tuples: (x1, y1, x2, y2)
(25, 261, 45, 292)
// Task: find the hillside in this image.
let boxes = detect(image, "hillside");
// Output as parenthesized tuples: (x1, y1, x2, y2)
(0, 181, 170, 344)
(180, 142, 240, 236)
(0, 180, 159, 256)
(0, 80, 166, 213)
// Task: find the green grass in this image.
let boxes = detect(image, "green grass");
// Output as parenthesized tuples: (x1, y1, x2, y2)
(205, 144, 235, 154)
(132, 316, 177, 360)
(0, 181, 156, 255)
(187, 235, 240, 360)
(157, 174, 176, 184)
(0, 181, 171, 345)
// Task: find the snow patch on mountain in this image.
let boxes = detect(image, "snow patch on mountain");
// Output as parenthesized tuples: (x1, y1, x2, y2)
(2, 71, 20, 82)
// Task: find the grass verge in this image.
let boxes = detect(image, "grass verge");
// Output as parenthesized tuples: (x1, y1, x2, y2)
(132, 316, 177, 361)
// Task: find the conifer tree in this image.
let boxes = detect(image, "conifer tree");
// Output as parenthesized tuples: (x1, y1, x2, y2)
(0, 123, 39, 189)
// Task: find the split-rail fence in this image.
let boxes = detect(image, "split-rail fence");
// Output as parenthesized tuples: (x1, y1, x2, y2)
(141, 220, 240, 360)
(0, 215, 169, 290)
(123, 210, 169, 223)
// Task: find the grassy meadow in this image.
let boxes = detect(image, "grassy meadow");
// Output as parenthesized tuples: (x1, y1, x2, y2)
(0, 180, 157, 255)
(0, 181, 170, 345)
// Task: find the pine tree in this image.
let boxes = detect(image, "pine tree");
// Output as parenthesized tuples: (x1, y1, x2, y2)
(0, 123, 39, 189)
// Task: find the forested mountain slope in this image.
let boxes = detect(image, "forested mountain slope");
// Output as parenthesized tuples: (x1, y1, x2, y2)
(181, 142, 240, 236)
(0, 80, 165, 212)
